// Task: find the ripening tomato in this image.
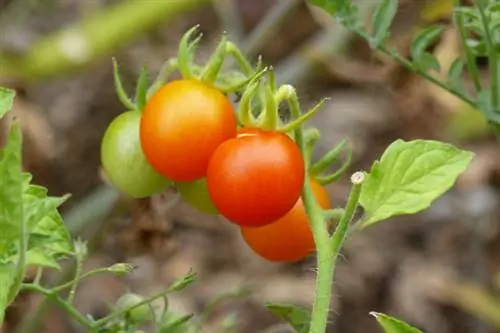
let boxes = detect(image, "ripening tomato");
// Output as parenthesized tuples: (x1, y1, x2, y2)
(206, 128, 305, 227)
(241, 179, 331, 262)
(175, 178, 219, 215)
(101, 110, 171, 198)
(140, 79, 237, 182)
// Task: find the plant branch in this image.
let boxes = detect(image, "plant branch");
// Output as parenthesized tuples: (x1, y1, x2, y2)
(21, 284, 93, 329)
(477, 0, 500, 113)
(453, 0, 481, 92)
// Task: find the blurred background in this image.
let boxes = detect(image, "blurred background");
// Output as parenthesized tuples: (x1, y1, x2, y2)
(1, 0, 500, 332)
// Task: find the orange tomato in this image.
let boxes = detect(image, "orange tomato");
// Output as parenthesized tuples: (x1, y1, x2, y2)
(140, 79, 237, 181)
(240, 179, 331, 262)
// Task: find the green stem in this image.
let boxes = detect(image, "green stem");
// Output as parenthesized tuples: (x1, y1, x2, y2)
(52, 267, 110, 294)
(67, 257, 83, 305)
(477, 0, 499, 113)
(283, 85, 333, 333)
(92, 285, 180, 328)
(21, 284, 94, 329)
(453, 0, 481, 92)
(476, 0, 500, 113)
(309, 140, 348, 176)
(356, 30, 476, 108)
(147, 58, 178, 97)
(226, 42, 254, 76)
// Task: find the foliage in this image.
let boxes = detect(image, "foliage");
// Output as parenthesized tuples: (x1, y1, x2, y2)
(0, 0, 481, 330)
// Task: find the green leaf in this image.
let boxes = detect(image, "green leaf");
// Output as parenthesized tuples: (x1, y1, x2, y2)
(265, 303, 311, 333)
(447, 58, 466, 94)
(309, 0, 337, 15)
(369, 0, 399, 49)
(448, 58, 464, 82)
(134, 65, 149, 111)
(0, 265, 16, 324)
(417, 53, 441, 72)
(410, 25, 444, 64)
(359, 139, 474, 226)
(0, 88, 15, 119)
(371, 312, 423, 333)
(0, 121, 24, 325)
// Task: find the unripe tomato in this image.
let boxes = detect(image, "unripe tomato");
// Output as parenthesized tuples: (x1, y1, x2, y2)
(207, 128, 305, 227)
(175, 178, 219, 215)
(241, 179, 331, 262)
(140, 79, 237, 182)
(115, 293, 154, 324)
(101, 110, 171, 198)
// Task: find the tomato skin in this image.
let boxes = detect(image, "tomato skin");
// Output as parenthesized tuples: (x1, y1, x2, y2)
(241, 180, 331, 262)
(101, 110, 171, 198)
(140, 79, 237, 182)
(176, 178, 219, 215)
(206, 128, 305, 227)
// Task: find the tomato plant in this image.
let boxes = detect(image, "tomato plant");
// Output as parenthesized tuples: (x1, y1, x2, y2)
(175, 178, 219, 215)
(241, 179, 331, 262)
(206, 128, 305, 227)
(140, 79, 237, 182)
(101, 110, 171, 198)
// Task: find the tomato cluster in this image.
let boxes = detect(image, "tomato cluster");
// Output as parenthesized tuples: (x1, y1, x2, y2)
(100, 28, 337, 263)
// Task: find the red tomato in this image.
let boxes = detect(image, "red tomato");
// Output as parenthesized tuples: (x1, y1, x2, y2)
(140, 79, 237, 182)
(241, 180, 331, 262)
(206, 128, 305, 227)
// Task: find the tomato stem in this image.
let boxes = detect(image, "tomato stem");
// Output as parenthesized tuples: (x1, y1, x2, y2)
(201, 33, 229, 83)
(258, 81, 279, 131)
(226, 41, 254, 77)
(303, 127, 321, 169)
(134, 64, 149, 111)
(323, 208, 344, 222)
(285, 83, 363, 333)
(316, 148, 353, 186)
(148, 58, 178, 97)
(278, 98, 327, 133)
(112, 58, 136, 110)
(238, 81, 260, 128)
(178, 25, 201, 79)
(309, 139, 351, 179)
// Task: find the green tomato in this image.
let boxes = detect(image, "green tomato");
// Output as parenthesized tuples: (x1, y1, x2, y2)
(175, 178, 219, 215)
(101, 110, 171, 198)
(115, 293, 154, 324)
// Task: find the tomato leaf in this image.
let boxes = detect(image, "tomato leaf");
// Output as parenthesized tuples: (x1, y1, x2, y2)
(370, 312, 423, 333)
(0, 87, 15, 119)
(309, 0, 359, 28)
(369, 0, 399, 49)
(0, 122, 24, 325)
(416, 53, 441, 72)
(359, 139, 474, 227)
(309, 0, 337, 15)
(410, 25, 444, 65)
(265, 303, 311, 333)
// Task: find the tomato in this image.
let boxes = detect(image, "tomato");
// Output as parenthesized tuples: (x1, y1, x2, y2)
(101, 110, 171, 198)
(175, 178, 219, 215)
(140, 79, 237, 182)
(206, 128, 305, 227)
(241, 180, 331, 262)
(115, 293, 154, 324)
